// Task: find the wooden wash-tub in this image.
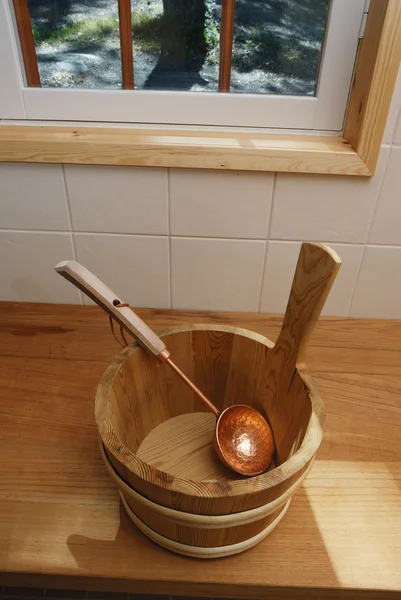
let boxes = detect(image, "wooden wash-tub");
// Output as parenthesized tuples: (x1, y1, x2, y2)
(95, 243, 340, 556)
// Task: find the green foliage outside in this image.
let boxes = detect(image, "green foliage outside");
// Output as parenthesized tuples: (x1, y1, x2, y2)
(32, 15, 119, 48)
(31, 2, 219, 61)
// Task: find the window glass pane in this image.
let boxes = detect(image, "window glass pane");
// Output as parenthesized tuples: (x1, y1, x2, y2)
(27, 0, 122, 88)
(25, 0, 331, 94)
(132, 0, 219, 91)
(231, 0, 331, 95)
(133, 0, 330, 94)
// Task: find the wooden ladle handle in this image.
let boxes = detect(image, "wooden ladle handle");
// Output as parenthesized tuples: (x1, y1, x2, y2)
(54, 260, 166, 357)
(267, 243, 341, 401)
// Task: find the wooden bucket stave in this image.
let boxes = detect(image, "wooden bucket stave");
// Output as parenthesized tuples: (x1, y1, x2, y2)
(100, 439, 314, 548)
(120, 492, 292, 559)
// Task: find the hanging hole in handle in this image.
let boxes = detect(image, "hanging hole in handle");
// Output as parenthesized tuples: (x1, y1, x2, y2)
(113, 299, 130, 308)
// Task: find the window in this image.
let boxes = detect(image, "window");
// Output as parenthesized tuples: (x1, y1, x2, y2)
(0, 0, 400, 177)
(3, 0, 365, 129)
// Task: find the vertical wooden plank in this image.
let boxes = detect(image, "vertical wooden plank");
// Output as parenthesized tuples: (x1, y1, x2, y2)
(118, 0, 134, 89)
(12, 0, 41, 87)
(218, 0, 235, 93)
(343, 0, 401, 173)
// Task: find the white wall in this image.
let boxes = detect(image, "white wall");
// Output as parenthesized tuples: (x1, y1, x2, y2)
(1, 72, 401, 317)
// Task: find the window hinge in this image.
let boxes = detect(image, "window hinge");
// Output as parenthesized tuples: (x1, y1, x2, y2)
(359, 0, 370, 39)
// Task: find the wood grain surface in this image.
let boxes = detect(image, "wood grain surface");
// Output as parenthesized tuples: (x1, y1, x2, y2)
(101, 432, 291, 550)
(118, 0, 134, 89)
(0, 303, 400, 598)
(12, 0, 41, 87)
(218, 0, 236, 92)
(120, 491, 290, 558)
(264, 243, 340, 441)
(344, 0, 401, 173)
(137, 412, 233, 480)
(0, 126, 370, 176)
(96, 323, 323, 515)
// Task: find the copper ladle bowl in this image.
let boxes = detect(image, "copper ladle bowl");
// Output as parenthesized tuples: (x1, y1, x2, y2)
(215, 405, 275, 476)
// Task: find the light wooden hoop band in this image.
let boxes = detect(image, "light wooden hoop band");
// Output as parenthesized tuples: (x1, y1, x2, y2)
(100, 439, 312, 527)
(120, 492, 291, 559)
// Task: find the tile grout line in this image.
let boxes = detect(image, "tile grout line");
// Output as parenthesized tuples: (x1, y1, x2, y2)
(257, 173, 277, 312)
(266, 172, 277, 241)
(391, 102, 401, 145)
(364, 148, 392, 246)
(347, 148, 392, 316)
(257, 241, 268, 313)
(1, 226, 401, 248)
(61, 165, 84, 305)
(346, 243, 368, 318)
(0, 228, 171, 237)
(167, 168, 173, 310)
(268, 237, 366, 246)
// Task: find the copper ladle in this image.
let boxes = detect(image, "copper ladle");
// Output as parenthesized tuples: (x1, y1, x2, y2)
(55, 260, 274, 476)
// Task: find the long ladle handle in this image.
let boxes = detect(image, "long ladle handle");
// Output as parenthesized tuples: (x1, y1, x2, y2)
(54, 260, 220, 417)
(267, 243, 341, 402)
(55, 260, 167, 356)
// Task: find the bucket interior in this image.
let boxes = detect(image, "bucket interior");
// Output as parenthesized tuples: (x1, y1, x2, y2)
(107, 329, 312, 474)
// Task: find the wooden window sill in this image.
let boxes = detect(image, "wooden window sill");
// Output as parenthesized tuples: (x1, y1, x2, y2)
(0, 125, 371, 176)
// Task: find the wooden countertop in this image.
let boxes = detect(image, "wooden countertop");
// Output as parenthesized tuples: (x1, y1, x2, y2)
(0, 303, 400, 599)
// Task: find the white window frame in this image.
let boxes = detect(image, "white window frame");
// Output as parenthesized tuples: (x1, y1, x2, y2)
(1, 0, 365, 131)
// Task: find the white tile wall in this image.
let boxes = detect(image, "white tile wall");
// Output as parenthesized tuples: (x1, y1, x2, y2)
(394, 118, 401, 146)
(369, 148, 401, 245)
(171, 237, 265, 311)
(269, 147, 390, 244)
(0, 164, 70, 230)
(74, 233, 170, 308)
(65, 165, 168, 235)
(383, 66, 401, 145)
(170, 169, 274, 239)
(260, 241, 364, 316)
(393, 70, 401, 145)
(1, 67, 401, 318)
(350, 246, 401, 319)
(0, 231, 80, 303)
